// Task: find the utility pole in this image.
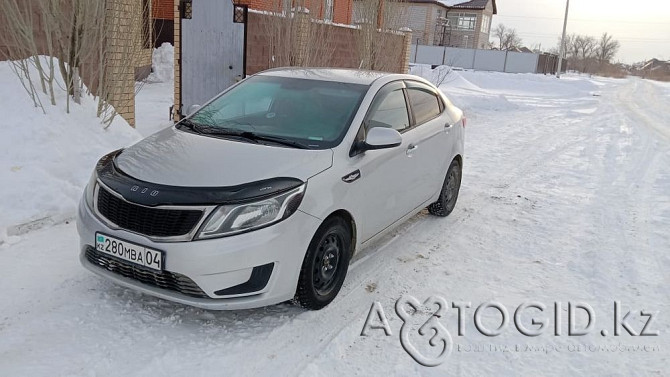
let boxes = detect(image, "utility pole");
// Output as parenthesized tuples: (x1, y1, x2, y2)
(556, 0, 570, 78)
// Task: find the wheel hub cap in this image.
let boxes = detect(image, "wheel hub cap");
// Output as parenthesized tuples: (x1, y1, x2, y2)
(313, 234, 341, 295)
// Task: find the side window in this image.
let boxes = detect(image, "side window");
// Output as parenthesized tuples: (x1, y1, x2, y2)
(365, 83, 410, 132)
(406, 82, 442, 125)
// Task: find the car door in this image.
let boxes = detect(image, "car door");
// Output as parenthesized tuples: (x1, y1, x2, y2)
(403, 81, 455, 203)
(347, 81, 425, 242)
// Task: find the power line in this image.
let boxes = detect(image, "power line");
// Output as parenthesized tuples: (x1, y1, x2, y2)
(495, 14, 669, 25)
(514, 31, 670, 43)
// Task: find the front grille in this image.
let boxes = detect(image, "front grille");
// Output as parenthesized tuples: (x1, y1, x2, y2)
(85, 247, 208, 298)
(96, 186, 203, 238)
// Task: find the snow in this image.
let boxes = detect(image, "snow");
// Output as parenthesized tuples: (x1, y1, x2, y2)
(136, 43, 176, 137)
(145, 43, 174, 84)
(0, 58, 141, 243)
(439, 0, 465, 6)
(1, 62, 669, 376)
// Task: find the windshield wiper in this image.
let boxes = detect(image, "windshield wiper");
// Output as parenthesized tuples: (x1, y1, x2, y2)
(237, 132, 310, 149)
(178, 118, 206, 134)
(179, 121, 243, 139)
(179, 122, 309, 149)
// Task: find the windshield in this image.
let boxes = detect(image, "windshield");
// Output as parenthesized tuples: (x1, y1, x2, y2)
(180, 75, 369, 149)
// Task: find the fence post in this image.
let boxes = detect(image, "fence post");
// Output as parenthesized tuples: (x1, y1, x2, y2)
(400, 27, 412, 73)
(414, 43, 420, 64)
(472, 49, 477, 70)
(503, 50, 508, 72)
(105, 0, 137, 127)
(295, 10, 310, 66)
(173, 0, 182, 120)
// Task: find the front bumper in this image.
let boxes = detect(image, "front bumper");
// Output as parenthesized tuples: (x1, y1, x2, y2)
(76, 196, 321, 310)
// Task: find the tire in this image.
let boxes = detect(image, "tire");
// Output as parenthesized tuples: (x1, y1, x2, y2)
(294, 217, 352, 310)
(428, 159, 462, 217)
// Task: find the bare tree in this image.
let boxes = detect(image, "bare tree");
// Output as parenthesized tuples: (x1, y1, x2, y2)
(492, 23, 522, 50)
(556, 33, 576, 59)
(0, 0, 152, 125)
(431, 65, 452, 87)
(354, 0, 407, 71)
(574, 35, 596, 72)
(252, 0, 408, 74)
(493, 24, 506, 49)
(260, 0, 339, 69)
(503, 29, 522, 50)
(596, 32, 620, 65)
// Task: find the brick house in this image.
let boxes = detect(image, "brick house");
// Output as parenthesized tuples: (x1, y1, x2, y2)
(152, 0, 175, 46)
(403, 0, 496, 49)
(152, 0, 353, 32)
(235, 0, 353, 24)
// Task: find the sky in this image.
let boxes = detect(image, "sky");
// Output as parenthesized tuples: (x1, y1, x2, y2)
(490, 0, 670, 63)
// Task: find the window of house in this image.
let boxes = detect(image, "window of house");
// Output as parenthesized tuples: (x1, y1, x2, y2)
(406, 83, 441, 125)
(365, 83, 410, 132)
(481, 14, 490, 33)
(448, 13, 477, 31)
(325, 0, 334, 22)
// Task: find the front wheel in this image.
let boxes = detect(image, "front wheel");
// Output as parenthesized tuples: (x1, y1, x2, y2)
(294, 217, 352, 310)
(428, 159, 462, 217)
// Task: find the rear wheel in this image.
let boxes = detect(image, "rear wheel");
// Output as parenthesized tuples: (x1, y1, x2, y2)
(428, 159, 462, 217)
(294, 217, 352, 310)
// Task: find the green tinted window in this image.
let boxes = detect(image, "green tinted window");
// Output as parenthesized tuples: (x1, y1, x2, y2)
(188, 76, 368, 149)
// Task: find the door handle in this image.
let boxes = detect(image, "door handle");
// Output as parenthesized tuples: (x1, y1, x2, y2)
(444, 122, 453, 131)
(406, 144, 418, 156)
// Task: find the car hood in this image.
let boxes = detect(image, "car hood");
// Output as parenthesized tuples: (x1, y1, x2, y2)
(114, 126, 333, 187)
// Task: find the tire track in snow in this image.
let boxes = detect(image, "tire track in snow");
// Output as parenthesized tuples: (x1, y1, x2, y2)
(251, 211, 474, 376)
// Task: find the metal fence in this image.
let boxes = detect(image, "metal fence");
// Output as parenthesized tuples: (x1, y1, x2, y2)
(410, 45, 561, 74)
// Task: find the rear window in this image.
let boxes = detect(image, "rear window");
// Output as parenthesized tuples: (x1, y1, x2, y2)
(406, 86, 441, 125)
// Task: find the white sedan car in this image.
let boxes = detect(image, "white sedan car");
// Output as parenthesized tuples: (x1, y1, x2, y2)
(77, 68, 465, 310)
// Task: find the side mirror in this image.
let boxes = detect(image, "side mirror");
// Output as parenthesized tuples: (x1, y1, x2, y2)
(360, 127, 402, 151)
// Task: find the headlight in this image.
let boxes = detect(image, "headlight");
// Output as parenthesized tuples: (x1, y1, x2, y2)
(84, 170, 97, 210)
(196, 184, 306, 239)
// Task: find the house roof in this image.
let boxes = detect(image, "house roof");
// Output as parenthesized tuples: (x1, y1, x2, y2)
(448, 0, 497, 14)
(409, 0, 497, 14)
(641, 59, 670, 71)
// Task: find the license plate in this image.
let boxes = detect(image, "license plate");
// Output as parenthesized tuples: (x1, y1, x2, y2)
(95, 233, 164, 271)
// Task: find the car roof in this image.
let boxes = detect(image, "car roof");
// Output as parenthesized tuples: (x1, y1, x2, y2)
(256, 67, 398, 86)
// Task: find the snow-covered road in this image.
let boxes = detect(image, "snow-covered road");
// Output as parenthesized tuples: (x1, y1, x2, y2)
(1, 71, 668, 376)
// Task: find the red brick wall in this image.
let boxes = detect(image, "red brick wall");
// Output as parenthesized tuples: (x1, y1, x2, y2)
(333, 0, 352, 24)
(246, 12, 405, 75)
(236, 0, 352, 24)
(0, 2, 47, 60)
(246, 12, 272, 75)
(153, 0, 174, 20)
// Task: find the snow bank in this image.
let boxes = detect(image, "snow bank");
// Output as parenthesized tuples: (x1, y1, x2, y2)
(410, 64, 604, 117)
(410, 64, 519, 113)
(0, 58, 141, 243)
(146, 43, 174, 83)
(459, 70, 599, 98)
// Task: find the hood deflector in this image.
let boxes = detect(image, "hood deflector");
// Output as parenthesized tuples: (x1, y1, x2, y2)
(96, 150, 304, 207)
